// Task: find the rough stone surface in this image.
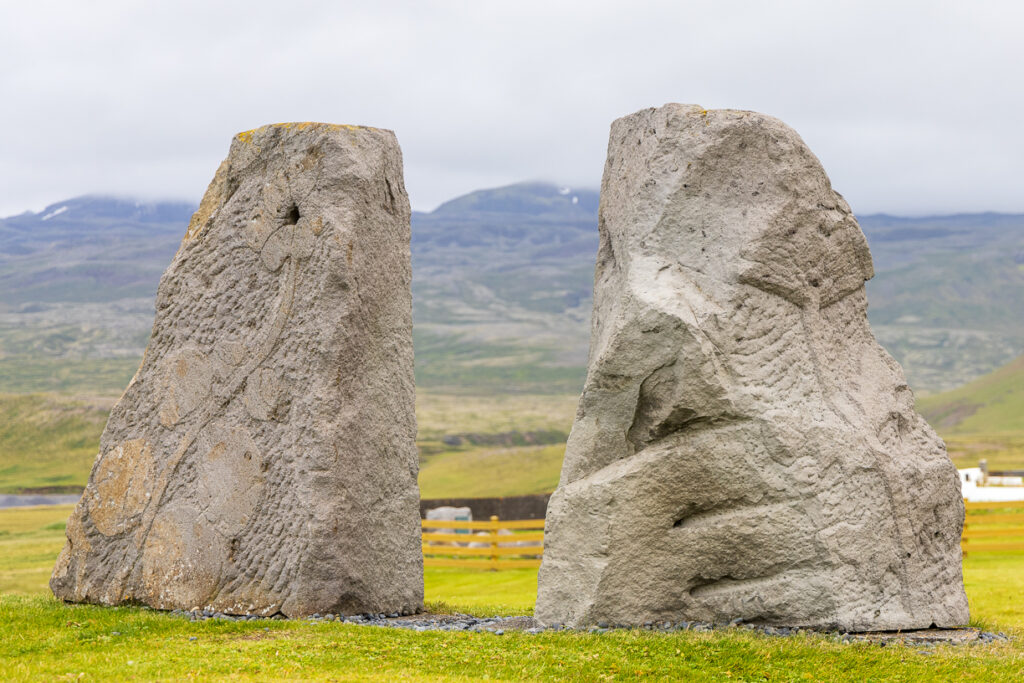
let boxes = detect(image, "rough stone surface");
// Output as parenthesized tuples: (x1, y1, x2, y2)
(535, 104, 969, 631)
(51, 122, 422, 617)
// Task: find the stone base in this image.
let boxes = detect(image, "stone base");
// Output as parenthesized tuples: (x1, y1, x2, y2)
(843, 627, 1007, 646)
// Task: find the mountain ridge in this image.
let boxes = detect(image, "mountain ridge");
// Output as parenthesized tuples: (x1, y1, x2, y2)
(1, 183, 1022, 395)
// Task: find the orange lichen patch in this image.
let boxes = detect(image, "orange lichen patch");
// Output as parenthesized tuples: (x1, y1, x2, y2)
(207, 441, 228, 462)
(88, 438, 154, 536)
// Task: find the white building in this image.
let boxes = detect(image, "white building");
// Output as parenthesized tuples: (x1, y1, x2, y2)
(959, 466, 1024, 502)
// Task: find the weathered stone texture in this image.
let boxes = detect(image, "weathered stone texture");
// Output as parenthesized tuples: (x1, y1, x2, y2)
(51, 123, 422, 617)
(535, 105, 969, 631)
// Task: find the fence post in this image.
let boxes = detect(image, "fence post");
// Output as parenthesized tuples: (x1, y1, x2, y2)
(490, 515, 499, 571)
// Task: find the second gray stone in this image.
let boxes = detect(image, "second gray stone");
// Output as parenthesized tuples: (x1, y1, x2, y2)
(535, 104, 969, 632)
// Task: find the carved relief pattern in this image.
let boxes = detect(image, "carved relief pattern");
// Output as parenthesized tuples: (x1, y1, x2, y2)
(52, 123, 422, 619)
(65, 172, 322, 605)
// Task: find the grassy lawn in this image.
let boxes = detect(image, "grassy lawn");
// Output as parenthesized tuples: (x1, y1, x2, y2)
(4, 506, 1024, 680)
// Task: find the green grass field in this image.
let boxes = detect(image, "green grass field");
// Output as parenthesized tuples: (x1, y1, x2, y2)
(0, 394, 112, 493)
(2, 357, 1023, 678)
(916, 353, 1024, 471)
(0, 391, 578, 497)
(419, 444, 566, 498)
(0, 357, 141, 396)
(918, 354, 1024, 436)
(415, 391, 576, 443)
(944, 434, 1024, 472)
(5, 349, 1021, 500)
(3, 505, 1024, 681)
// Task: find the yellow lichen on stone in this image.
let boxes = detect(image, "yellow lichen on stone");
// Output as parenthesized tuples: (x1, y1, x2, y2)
(276, 122, 360, 133)
(88, 438, 154, 536)
(185, 158, 232, 240)
(235, 122, 370, 141)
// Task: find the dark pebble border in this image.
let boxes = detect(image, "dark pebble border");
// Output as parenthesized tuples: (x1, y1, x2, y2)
(167, 609, 1009, 646)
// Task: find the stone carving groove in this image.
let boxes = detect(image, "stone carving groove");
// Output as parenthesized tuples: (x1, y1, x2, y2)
(534, 104, 969, 632)
(52, 123, 422, 617)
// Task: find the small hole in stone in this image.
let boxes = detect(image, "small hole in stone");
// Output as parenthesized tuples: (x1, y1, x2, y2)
(283, 205, 300, 226)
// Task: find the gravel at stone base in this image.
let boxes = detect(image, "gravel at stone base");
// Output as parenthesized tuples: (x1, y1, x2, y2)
(166, 609, 1008, 646)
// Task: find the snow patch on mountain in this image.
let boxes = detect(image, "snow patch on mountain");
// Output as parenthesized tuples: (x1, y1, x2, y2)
(41, 206, 68, 221)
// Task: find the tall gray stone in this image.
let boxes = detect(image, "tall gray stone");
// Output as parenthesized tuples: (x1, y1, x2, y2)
(535, 105, 968, 631)
(51, 123, 422, 617)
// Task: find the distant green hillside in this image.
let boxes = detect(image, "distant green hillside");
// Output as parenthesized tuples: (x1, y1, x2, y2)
(3, 187, 1023, 396)
(0, 394, 109, 493)
(918, 354, 1024, 434)
(0, 358, 139, 395)
(0, 391, 578, 497)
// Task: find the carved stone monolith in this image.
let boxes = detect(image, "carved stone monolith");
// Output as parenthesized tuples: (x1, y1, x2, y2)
(51, 123, 423, 617)
(535, 105, 969, 631)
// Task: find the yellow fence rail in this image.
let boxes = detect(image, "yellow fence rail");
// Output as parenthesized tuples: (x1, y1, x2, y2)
(962, 500, 1024, 554)
(422, 516, 544, 570)
(420, 499, 1024, 567)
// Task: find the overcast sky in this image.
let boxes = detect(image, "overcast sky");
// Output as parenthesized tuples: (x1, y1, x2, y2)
(1, 1, 1022, 217)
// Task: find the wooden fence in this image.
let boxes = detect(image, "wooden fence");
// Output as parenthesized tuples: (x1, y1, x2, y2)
(421, 500, 1024, 569)
(962, 500, 1024, 554)
(422, 516, 544, 570)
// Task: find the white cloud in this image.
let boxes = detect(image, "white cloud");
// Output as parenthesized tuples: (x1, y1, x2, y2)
(1, 0, 1022, 216)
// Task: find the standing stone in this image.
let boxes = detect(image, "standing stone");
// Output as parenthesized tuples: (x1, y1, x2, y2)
(535, 105, 969, 631)
(51, 123, 423, 617)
